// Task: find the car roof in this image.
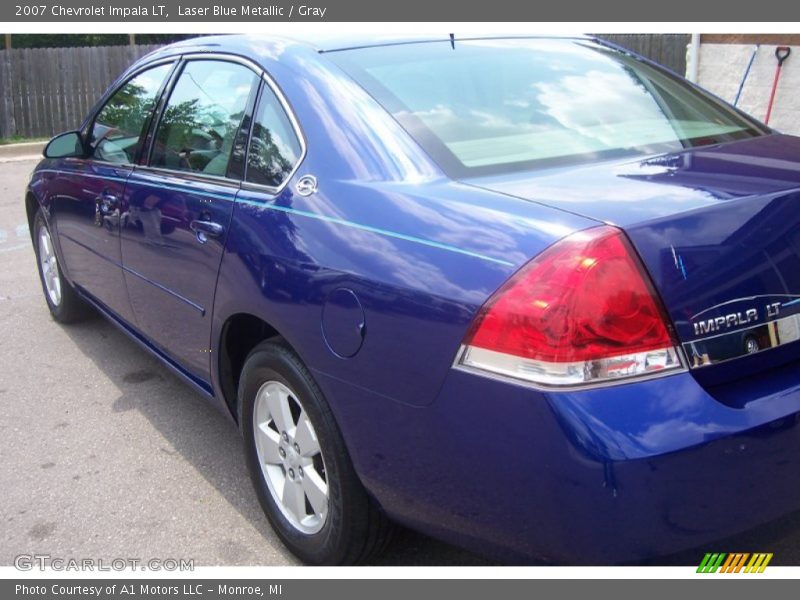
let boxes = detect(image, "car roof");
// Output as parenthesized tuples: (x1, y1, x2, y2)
(153, 32, 591, 55)
(283, 32, 591, 52)
(131, 33, 598, 87)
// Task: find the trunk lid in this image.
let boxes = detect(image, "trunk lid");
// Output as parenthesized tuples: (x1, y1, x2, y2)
(466, 134, 800, 383)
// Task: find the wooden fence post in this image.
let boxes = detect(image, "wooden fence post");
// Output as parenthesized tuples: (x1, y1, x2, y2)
(0, 49, 16, 138)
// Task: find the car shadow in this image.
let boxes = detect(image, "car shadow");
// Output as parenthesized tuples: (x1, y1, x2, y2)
(61, 313, 494, 566)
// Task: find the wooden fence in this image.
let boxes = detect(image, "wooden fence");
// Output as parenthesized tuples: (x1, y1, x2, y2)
(0, 36, 690, 140)
(0, 44, 160, 139)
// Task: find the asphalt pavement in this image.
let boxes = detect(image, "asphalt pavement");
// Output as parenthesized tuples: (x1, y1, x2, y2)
(2, 156, 800, 568)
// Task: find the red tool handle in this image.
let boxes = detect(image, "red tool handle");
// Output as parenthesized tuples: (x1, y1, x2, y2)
(765, 46, 791, 125)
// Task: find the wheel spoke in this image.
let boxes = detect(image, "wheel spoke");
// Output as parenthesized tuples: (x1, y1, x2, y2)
(267, 387, 295, 434)
(294, 411, 320, 457)
(38, 229, 62, 305)
(302, 469, 328, 517)
(41, 233, 51, 256)
(255, 423, 282, 465)
(281, 480, 307, 524)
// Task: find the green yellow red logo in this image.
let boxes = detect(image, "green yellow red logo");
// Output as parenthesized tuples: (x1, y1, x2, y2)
(697, 553, 773, 573)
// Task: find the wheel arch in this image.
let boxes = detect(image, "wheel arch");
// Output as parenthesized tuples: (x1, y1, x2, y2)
(217, 312, 294, 422)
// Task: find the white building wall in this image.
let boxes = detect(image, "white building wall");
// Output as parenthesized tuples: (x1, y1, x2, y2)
(696, 43, 800, 135)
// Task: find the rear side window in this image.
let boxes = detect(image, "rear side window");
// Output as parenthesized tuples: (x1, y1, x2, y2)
(91, 63, 172, 165)
(151, 60, 258, 177)
(245, 85, 302, 188)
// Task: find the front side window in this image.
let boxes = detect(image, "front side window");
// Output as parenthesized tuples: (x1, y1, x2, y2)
(245, 85, 303, 188)
(91, 63, 173, 165)
(151, 60, 258, 177)
(328, 38, 766, 177)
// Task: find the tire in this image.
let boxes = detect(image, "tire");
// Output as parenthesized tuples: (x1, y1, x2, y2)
(744, 335, 760, 355)
(238, 340, 393, 564)
(32, 208, 92, 324)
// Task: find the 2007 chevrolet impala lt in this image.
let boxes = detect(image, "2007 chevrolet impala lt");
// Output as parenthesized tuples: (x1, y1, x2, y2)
(26, 34, 800, 564)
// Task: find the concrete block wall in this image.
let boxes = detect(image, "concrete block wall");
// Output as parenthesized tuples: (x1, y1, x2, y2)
(696, 43, 800, 135)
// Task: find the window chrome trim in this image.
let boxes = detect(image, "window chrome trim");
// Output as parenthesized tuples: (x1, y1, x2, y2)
(137, 52, 307, 196)
(130, 164, 243, 189)
(143, 53, 261, 180)
(684, 312, 800, 368)
(239, 72, 308, 197)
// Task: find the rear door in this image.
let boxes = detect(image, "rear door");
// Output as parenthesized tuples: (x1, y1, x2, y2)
(49, 61, 175, 323)
(120, 57, 259, 384)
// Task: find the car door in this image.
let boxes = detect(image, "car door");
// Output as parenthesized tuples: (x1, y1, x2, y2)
(120, 57, 259, 384)
(48, 61, 176, 324)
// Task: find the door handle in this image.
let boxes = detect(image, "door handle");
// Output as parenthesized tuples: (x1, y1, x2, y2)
(190, 220, 224, 244)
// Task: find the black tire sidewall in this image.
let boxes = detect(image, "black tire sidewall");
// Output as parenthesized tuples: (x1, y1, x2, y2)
(239, 343, 356, 565)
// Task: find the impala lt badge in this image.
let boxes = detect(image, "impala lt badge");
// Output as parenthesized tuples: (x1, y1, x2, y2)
(692, 302, 782, 336)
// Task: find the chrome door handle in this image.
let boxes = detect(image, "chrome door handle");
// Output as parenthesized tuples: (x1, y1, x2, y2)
(190, 220, 224, 244)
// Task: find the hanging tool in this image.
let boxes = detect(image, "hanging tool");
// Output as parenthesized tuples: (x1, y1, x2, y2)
(733, 44, 759, 107)
(764, 46, 791, 125)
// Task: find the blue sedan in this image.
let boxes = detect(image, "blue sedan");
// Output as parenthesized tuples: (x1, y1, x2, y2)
(26, 34, 800, 564)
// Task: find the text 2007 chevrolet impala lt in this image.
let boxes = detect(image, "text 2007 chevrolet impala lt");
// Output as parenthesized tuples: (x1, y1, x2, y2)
(25, 34, 800, 564)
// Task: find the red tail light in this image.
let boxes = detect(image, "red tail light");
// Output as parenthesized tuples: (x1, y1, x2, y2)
(458, 226, 683, 387)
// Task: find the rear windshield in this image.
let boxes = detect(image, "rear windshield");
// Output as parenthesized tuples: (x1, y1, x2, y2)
(328, 38, 766, 177)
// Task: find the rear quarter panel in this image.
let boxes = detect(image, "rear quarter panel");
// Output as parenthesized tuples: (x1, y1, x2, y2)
(210, 46, 598, 411)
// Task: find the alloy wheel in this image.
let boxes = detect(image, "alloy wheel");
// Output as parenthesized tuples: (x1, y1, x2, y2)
(38, 227, 62, 306)
(253, 380, 329, 534)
